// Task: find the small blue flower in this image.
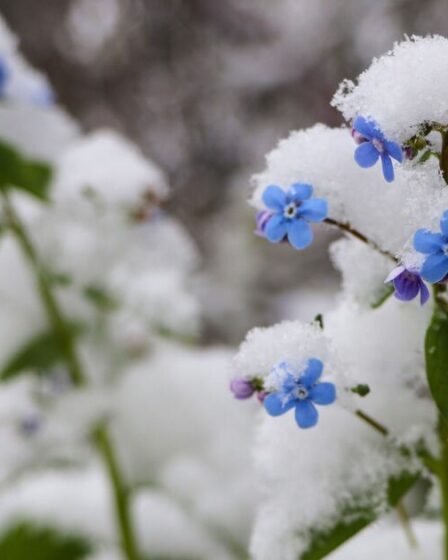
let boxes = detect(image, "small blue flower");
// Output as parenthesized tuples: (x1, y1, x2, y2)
(0, 56, 9, 97)
(352, 116, 403, 182)
(385, 265, 429, 305)
(263, 359, 336, 429)
(414, 211, 448, 283)
(260, 183, 327, 250)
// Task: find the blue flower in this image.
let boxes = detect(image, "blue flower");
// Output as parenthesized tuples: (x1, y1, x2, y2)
(414, 211, 448, 283)
(260, 183, 327, 250)
(352, 116, 403, 182)
(385, 265, 429, 305)
(0, 56, 9, 97)
(263, 359, 336, 429)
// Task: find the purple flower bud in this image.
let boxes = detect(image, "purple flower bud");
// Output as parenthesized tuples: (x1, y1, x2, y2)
(257, 390, 268, 403)
(230, 377, 255, 399)
(254, 210, 272, 237)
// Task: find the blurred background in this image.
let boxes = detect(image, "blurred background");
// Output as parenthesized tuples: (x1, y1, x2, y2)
(3, 0, 448, 343)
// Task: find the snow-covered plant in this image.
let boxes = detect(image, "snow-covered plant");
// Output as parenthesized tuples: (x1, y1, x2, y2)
(0, 15, 259, 560)
(231, 36, 448, 559)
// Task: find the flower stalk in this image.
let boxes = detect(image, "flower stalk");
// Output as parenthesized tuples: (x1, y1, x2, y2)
(324, 217, 397, 262)
(1, 190, 141, 560)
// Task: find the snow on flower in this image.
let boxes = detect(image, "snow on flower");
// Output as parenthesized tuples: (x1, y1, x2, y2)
(263, 359, 336, 429)
(352, 116, 403, 182)
(260, 183, 327, 250)
(414, 210, 448, 283)
(385, 265, 430, 304)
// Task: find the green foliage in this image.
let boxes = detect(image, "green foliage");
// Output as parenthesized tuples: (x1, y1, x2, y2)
(83, 285, 117, 312)
(299, 471, 418, 560)
(0, 325, 82, 381)
(370, 285, 394, 309)
(350, 384, 371, 397)
(425, 303, 448, 422)
(0, 522, 91, 560)
(0, 140, 52, 201)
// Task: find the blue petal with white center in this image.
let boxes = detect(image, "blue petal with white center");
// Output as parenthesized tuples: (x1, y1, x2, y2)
(414, 210, 448, 284)
(352, 116, 403, 182)
(258, 183, 328, 251)
(263, 358, 336, 430)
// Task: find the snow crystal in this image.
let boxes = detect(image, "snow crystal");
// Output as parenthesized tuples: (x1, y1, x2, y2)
(233, 319, 334, 382)
(333, 36, 448, 142)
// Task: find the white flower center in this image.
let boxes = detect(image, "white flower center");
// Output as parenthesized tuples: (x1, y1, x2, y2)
(294, 385, 309, 400)
(372, 138, 384, 153)
(284, 202, 298, 219)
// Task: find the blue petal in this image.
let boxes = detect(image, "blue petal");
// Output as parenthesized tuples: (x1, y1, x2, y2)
(264, 393, 295, 417)
(381, 154, 394, 182)
(309, 382, 336, 405)
(265, 214, 287, 243)
(262, 185, 287, 211)
(440, 211, 448, 237)
(295, 400, 318, 429)
(354, 142, 379, 168)
(421, 253, 448, 283)
(286, 219, 313, 250)
(393, 275, 419, 301)
(300, 358, 323, 387)
(289, 183, 313, 201)
(413, 229, 445, 254)
(353, 116, 375, 140)
(299, 198, 328, 222)
(420, 281, 430, 305)
(385, 140, 403, 163)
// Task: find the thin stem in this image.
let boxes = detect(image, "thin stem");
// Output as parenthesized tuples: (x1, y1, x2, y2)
(324, 217, 397, 262)
(355, 409, 389, 436)
(355, 408, 420, 549)
(93, 427, 140, 560)
(440, 130, 448, 184)
(439, 416, 448, 560)
(2, 192, 141, 560)
(2, 191, 85, 387)
(395, 500, 418, 549)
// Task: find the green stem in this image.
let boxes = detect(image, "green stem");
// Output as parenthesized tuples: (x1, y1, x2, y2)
(2, 191, 141, 560)
(355, 409, 389, 436)
(439, 416, 448, 560)
(2, 191, 85, 387)
(93, 427, 140, 560)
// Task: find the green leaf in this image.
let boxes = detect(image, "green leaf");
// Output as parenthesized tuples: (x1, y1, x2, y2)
(83, 284, 117, 311)
(0, 140, 52, 201)
(425, 304, 448, 422)
(370, 285, 394, 309)
(313, 314, 324, 329)
(0, 522, 91, 560)
(299, 471, 418, 560)
(350, 384, 370, 397)
(0, 325, 82, 381)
